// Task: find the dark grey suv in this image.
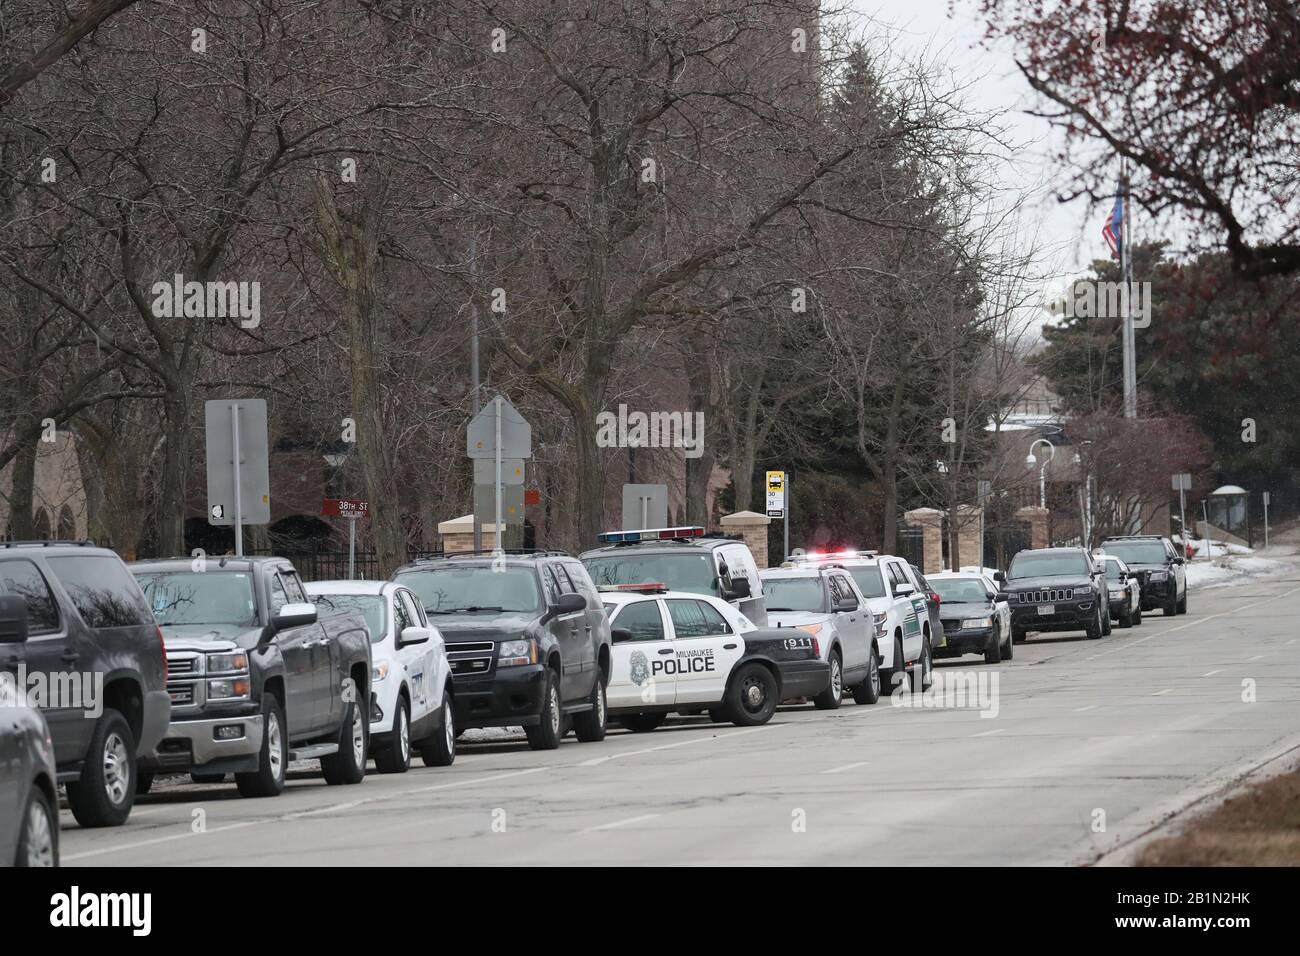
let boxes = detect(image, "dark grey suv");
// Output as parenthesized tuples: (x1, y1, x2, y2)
(0, 542, 170, 827)
(0, 627, 59, 866)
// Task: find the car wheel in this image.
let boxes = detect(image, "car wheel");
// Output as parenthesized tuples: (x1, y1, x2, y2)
(1118, 604, 1133, 628)
(883, 635, 905, 692)
(1000, 620, 1013, 659)
(1177, 590, 1187, 614)
(321, 698, 368, 785)
(621, 712, 666, 733)
(15, 786, 57, 867)
(814, 650, 843, 710)
(1163, 591, 1177, 616)
(235, 694, 287, 798)
(1085, 604, 1103, 639)
(1133, 603, 1142, 625)
(909, 638, 933, 691)
(725, 662, 779, 726)
(573, 673, 608, 742)
(66, 708, 136, 828)
(374, 696, 412, 774)
(419, 695, 456, 767)
(1101, 603, 1112, 635)
(524, 669, 563, 751)
(851, 650, 881, 705)
(984, 623, 1002, 665)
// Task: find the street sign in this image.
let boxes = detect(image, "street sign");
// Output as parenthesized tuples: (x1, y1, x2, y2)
(474, 458, 525, 485)
(766, 470, 786, 518)
(1172, 473, 1192, 491)
(1263, 491, 1270, 506)
(524, 488, 540, 506)
(474, 483, 525, 525)
(622, 484, 668, 531)
(321, 498, 369, 518)
(205, 399, 271, 557)
(467, 397, 532, 459)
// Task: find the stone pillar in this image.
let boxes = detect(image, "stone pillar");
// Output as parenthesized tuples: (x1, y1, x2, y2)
(1016, 506, 1049, 550)
(953, 504, 983, 570)
(903, 507, 943, 574)
(719, 510, 772, 568)
(438, 513, 500, 553)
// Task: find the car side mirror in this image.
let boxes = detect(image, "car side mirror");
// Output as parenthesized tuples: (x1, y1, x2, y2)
(894, 582, 915, 597)
(611, 627, 633, 644)
(995, 592, 1011, 603)
(1173, 557, 1185, 565)
(556, 592, 586, 614)
(724, 576, 752, 600)
(399, 625, 430, 647)
(993, 571, 1006, 582)
(834, 596, 859, 613)
(0, 595, 29, 644)
(273, 602, 318, 631)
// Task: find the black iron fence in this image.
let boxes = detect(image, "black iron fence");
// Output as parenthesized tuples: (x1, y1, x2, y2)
(895, 526, 924, 568)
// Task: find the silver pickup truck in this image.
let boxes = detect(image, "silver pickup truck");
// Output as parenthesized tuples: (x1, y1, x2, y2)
(130, 556, 372, 798)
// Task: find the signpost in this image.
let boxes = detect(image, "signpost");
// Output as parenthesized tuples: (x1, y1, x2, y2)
(205, 400, 270, 556)
(1172, 473, 1192, 557)
(767, 470, 788, 561)
(321, 498, 369, 578)
(1263, 491, 1271, 550)
(977, 479, 991, 570)
(467, 396, 532, 547)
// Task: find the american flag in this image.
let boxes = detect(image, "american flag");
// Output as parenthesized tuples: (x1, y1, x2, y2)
(1102, 189, 1123, 260)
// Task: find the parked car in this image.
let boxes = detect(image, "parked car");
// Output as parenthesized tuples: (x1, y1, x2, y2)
(910, 564, 945, 650)
(131, 556, 372, 796)
(307, 580, 454, 771)
(1097, 555, 1142, 628)
(1000, 547, 1109, 641)
(0, 630, 59, 866)
(928, 571, 1013, 663)
(393, 551, 611, 751)
(580, 526, 768, 624)
(0, 542, 170, 827)
(1098, 535, 1187, 616)
(599, 585, 831, 731)
(785, 550, 934, 692)
(759, 564, 880, 708)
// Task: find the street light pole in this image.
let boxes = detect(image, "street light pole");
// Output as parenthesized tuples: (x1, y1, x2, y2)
(1025, 438, 1056, 511)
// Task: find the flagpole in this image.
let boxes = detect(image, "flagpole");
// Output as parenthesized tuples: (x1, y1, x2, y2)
(1121, 160, 1137, 419)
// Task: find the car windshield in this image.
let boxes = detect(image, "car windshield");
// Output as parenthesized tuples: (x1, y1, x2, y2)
(311, 594, 386, 642)
(1008, 552, 1089, 579)
(1103, 542, 1168, 565)
(395, 567, 542, 614)
(135, 571, 258, 627)
(846, 567, 887, 598)
(930, 578, 989, 603)
(761, 576, 826, 612)
(583, 552, 717, 595)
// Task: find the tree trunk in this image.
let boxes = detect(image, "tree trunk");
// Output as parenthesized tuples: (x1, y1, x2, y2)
(8, 438, 37, 539)
(156, 391, 189, 556)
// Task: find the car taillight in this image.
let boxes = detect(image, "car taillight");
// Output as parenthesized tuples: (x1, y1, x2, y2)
(157, 625, 167, 682)
(812, 638, 820, 657)
(929, 592, 941, 605)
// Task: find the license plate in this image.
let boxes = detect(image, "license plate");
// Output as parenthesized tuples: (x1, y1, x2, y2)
(1037, 604, 1054, 616)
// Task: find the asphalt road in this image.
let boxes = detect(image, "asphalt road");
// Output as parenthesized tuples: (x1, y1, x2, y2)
(60, 569, 1300, 866)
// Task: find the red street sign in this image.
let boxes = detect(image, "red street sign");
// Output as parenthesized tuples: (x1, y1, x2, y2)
(321, 498, 369, 518)
(524, 488, 540, 506)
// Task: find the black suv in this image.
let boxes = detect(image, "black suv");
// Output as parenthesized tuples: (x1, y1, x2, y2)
(1098, 535, 1188, 616)
(999, 546, 1110, 641)
(0, 542, 169, 827)
(392, 552, 611, 750)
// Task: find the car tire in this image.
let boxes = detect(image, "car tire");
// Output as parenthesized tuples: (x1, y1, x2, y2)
(1133, 603, 1143, 625)
(1118, 604, 1133, 628)
(192, 772, 226, 784)
(321, 698, 368, 785)
(1085, 604, 1103, 639)
(66, 708, 136, 828)
(235, 694, 287, 798)
(573, 674, 608, 742)
(1177, 590, 1187, 614)
(135, 771, 155, 796)
(883, 635, 905, 692)
(908, 638, 933, 692)
(814, 650, 843, 710)
(984, 624, 1002, 665)
(419, 695, 456, 767)
(1101, 603, 1112, 635)
(1163, 591, 1177, 616)
(374, 696, 411, 774)
(851, 650, 881, 705)
(621, 712, 666, 733)
(1000, 621, 1013, 660)
(15, 786, 57, 867)
(523, 670, 563, 751)
(725, 662, 779, 726)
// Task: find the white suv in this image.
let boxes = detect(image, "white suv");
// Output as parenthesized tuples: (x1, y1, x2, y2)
(786, 550, 933, 692)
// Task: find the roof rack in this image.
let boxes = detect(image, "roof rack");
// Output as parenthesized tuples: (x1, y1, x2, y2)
(429, 549, 571, 559)
(0, 539, 100, 549)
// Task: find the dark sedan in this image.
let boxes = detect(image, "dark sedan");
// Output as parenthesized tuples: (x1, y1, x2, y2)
(930, 573, 1013, 664)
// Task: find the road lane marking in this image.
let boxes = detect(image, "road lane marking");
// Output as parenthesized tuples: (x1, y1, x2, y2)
(1073, 705, 1098, 712)
(576, 725, 780, 767)
(1202, 670, 1221, 677)
(1153, 689, 1172, 696)
(1247, 654, 1263, 661)
(821, 761, 872, 774)
(585, 813, 661, 832)
(971, 728, 1005, 738)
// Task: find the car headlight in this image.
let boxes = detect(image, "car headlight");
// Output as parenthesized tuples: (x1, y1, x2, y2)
(206, 651, 248, 674)
(961, 617, 992, 629)
(1150, 570, 1168, 581)
(498, 639, 537, 667)
(796, 623, 823, 636)
(372, 661, 390, 682)
(207, 677, 251, 701)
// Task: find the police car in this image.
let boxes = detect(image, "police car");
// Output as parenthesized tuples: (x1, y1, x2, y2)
(598, 585, 830, 732)
(785, 550, 934, 692)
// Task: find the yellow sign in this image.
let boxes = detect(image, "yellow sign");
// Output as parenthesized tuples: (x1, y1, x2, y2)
(767, 471, 784, 491)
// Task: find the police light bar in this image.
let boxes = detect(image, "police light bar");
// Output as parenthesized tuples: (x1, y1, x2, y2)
(798, 548, 878, 561)
(595, 526, 706, 544)
(597, 582, 668, 593)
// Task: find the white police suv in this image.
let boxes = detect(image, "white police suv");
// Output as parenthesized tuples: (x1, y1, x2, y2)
(598, 585, 830, 732)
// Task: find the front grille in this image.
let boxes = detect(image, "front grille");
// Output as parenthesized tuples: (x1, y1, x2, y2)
(1018, 588, 1075, 603)
(446, 641, 495, 653)
(167, 682, 194, 705)
(450, 657, 493, 676)
(167, 655, 199, 675)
